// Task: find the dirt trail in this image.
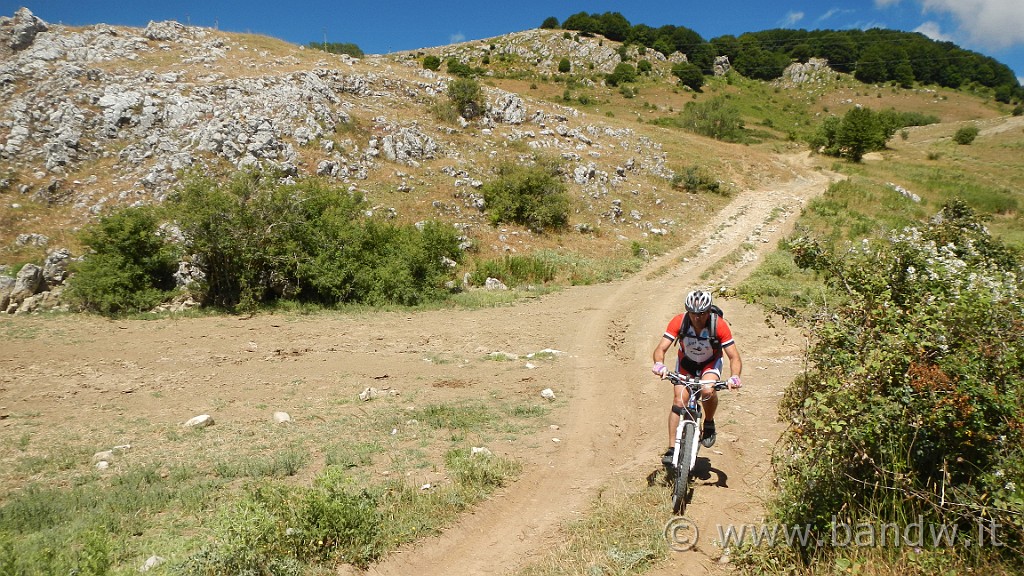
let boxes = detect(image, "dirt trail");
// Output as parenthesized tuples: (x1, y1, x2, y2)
(368, 152, 838, 575)
(0, 152, 836, 576)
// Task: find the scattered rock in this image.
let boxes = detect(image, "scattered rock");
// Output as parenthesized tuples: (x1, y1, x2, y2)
(359, 386, 399, 401)
(183, 414, 214, 428)
(484, 277, 508, 291)
(273, 411, 291, 424)
(540, 388, 556, 400)
(140, 555, 166, 572)
(471, 446, 493, 457)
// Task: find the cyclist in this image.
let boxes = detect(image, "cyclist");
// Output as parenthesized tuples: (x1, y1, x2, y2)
(651, 289, 743, 467)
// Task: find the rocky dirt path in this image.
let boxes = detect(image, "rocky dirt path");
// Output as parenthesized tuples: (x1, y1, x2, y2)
(368, 152, 838, 575)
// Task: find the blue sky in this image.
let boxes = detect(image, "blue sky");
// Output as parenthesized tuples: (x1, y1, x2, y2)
(6, 1, 1024, 83)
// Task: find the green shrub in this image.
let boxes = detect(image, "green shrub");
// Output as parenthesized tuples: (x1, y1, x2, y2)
(307, 42, 363, 58)
(445, 58, 476, 78)
(637, 59, 652, 74)
(168, 171, 462, 311)
(671, 62, 704, 91)
(558, 57, 570, 73)
(836, 106, 885, 161)
(953, 124, 980, 145)
(65, 206, 180, 315)
(669, 96, 745, 142)
(481, 159, 570, 232)
(447, 77, 483, 119)
(1012, 104, 1023, 117)
(809, 107, 939, 162)
(422, 55, 440, 70)
(671, 165, 725, 195)
(773, 200, 1024, 564)
(604, 62, 636, 87)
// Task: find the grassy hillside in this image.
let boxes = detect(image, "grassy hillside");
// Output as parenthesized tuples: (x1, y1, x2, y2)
(4, 26, 1020, 298)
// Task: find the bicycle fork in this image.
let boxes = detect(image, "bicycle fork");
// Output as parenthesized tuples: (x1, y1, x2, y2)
(671, 406, 700, 471)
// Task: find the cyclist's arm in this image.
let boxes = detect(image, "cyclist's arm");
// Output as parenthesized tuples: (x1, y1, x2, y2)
(652, 334, 673, 364)
(723, 342, 742, 380)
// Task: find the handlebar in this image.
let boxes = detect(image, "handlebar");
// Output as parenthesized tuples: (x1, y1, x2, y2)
(664, 372, 730, 391)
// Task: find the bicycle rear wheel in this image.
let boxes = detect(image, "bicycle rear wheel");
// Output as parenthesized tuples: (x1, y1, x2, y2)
(671, 420, 697, 515)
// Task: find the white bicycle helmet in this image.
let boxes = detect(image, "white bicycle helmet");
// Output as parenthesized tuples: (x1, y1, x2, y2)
(684, 290, 713, 313)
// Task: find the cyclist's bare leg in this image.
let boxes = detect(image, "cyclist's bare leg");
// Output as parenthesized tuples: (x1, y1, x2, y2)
(703, 390, 719, 423)
(700, 370, 721, 423)
(667, 385, 691, 448)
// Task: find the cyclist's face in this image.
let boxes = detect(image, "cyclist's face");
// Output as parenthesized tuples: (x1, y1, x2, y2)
(688, 310, 709, 323)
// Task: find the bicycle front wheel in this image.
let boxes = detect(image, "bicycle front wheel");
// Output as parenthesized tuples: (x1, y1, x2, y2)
(671, 420, 697, 515)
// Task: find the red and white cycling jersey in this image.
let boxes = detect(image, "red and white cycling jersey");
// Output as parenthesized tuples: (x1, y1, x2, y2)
(662, 314, 735, 364)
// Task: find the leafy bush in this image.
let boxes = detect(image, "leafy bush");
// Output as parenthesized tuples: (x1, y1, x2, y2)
(809, 107, 940, 162)
(447, 77, 483, 119)
(481, 159, 570, 232)
(306, 42, 364, 58)
(637, 59, 652, 74)
(835, 106, 884, 161)
(445, 58, 477, 78)
(671, 62, 704, 91)
(605, 62, 636, 87)
(954, 125, 980, 145)
(422, 55, 441, 70)
(66, 206, 179, 315)
(668, 96, 746, 142)
(809, 106, 910, 161)
(558, 57, 571, 73)
(772, 200, 1024, 565)
(169, 171, 462, 311)
(671, 165, 725, 195)
(876, 109, 940, 130)
(1012, 104, 1023, 117)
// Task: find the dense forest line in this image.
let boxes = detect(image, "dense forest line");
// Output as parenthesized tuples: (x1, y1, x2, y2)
(544, 12, 1023, 103)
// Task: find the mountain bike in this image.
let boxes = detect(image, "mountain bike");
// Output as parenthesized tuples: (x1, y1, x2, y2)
(664, 372, 729, 515)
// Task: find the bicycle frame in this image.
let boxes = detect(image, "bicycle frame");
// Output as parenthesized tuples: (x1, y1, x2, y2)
(664, 372, 728, 514)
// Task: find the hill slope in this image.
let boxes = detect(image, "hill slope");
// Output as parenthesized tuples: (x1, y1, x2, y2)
(0, 8, 813, 273)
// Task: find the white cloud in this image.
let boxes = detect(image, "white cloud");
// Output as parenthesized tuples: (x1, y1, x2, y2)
(914, 21, 954, 42)
(875, 0, 902, 7)
(449, 33, 465, 44)
(782, 11, 805, 26)
(819, 8, 850, 22)
(919, 0, 1024, 49)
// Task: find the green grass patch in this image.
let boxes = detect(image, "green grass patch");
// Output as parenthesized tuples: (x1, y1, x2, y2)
(469, 249, 644, 288)
(515, 484, 668, 576)
(0, 387, 552, 574)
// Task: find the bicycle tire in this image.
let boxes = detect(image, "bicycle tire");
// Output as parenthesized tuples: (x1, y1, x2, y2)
(671, 420, 697, 515)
